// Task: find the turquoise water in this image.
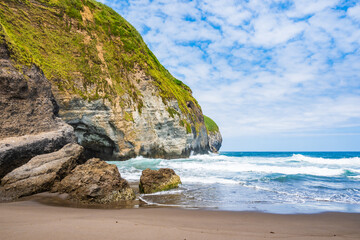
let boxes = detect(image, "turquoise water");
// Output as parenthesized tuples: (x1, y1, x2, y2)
(108, 152, 360, 214)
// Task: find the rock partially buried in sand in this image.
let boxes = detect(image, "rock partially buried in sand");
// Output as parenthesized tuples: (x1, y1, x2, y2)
(53, 158, 135, 203)
(0, 143, 83, 200)
(139, 168, 181, 194)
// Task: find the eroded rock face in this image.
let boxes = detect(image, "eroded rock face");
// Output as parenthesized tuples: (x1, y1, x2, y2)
(53, 158, 135, 203)
(132, 80, 209, 158)
(0, 42, 61, 139)
(55, 74, 210, 160)
(0, 143, 83, 200)
(139, 168, 181, 194)
(208, 131, 223, 153)
(0, 42, 75, 179)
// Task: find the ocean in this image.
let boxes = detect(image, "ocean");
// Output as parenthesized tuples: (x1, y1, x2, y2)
(108, 152, 360, 214)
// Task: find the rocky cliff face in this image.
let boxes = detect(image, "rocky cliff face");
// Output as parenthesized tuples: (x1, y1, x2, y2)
(0, 0, 221, 160)
(0, 41, 61, 139)
(0, 39, 75, 178)
(55, 71, 209, 160)
(208, 131, 223, 153)
(204, 116, 222, 153)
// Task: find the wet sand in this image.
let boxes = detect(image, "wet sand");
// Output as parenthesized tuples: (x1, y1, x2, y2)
(1, 199, 360, 240)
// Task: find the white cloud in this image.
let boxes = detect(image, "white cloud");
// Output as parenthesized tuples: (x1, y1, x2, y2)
(348, 4, 360, 22)
(286, 0, 339, 18)
(250, 13, 307, 46)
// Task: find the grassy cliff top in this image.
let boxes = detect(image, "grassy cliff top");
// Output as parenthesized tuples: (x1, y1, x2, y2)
(0, 0, 200, 121)
(204, 115, 219, 133)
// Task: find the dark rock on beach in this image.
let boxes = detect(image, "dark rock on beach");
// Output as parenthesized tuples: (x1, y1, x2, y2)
(0, 123, 75, 180)
(0, 143, 83, 200)
(53, 158, 135, 203)
(139, 168, 181, 194)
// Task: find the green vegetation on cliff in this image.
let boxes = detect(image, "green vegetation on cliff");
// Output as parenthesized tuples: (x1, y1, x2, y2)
(204, 115, 219, 133)
(0, 0, 201, 124)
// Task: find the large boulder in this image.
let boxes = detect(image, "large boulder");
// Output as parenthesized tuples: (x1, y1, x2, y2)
(0, 123, 75, 180)
(139, 168, 181, 194)
(53, 158, 135, 203)
(0, 143, 83, 200)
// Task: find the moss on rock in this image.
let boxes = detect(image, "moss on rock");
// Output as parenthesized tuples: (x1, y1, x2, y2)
(139, 168, 181, 194)
(204, 115, 219, 133)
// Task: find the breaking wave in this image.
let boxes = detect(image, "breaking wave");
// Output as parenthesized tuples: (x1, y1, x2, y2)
(108, 151, 360, 213)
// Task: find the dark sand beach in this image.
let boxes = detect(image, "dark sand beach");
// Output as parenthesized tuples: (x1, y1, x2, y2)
(1, 198, 360, 240)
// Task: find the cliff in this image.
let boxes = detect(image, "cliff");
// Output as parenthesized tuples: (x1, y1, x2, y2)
(204, 116, 222, 153)
(0, 0, 222, 159)
(0, 38, 75, 179)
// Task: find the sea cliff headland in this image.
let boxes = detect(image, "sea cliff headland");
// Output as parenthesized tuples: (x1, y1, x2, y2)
(0, 0, 221, 202)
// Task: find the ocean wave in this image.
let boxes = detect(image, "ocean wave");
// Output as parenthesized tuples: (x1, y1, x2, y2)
(266, 174, 304, 182)
(181, 176, 240, 185)
(111, 154, 360, 184)
(109, 153, 360, 213)
(164, 161, 358, 177)
(349, 175, 360, 179)
(291, 154, 360, 166)
(112, 156, 163, 168)
(189, 153, 238, 161)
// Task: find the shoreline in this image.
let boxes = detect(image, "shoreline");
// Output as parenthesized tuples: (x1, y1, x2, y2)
(1, 197, 360, 240)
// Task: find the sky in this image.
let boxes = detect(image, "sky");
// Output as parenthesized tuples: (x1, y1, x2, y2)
(99, 0, 360, 151)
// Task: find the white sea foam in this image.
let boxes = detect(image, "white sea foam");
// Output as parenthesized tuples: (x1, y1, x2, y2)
(115, 166, 142, 182)
(138, 195, 200, 208)
(291, 154, 360, 166)
(164, 161, 353, 177)
(241, 184, 273, 192)
(242, 184, 360, 204)
(142, 189, 184, 196)
(181, 176, 239, 185)
(349, 175, 360, 179)
(189, 153, 237, 161)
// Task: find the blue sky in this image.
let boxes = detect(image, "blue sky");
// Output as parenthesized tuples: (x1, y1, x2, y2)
(99, 0, 360, 151)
